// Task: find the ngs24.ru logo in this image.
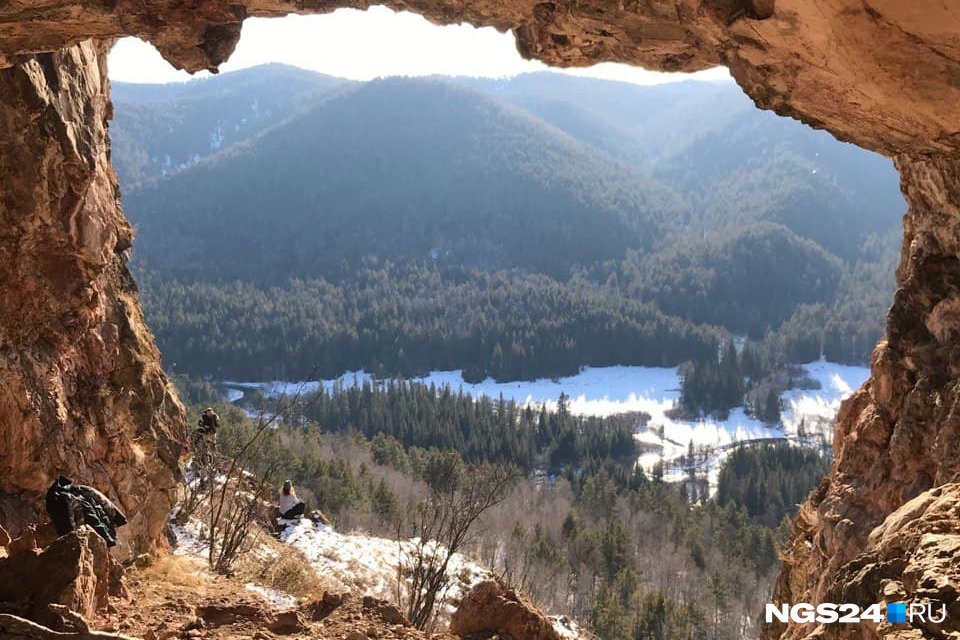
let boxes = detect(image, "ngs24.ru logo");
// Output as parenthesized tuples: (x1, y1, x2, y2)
(766, 602, 947, 624)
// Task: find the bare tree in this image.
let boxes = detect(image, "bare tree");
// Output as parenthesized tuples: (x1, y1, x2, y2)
(201, 383, 316, 573)
(395, 455, 517, 630)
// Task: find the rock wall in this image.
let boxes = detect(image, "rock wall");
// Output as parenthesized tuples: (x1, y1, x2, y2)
(766, 153, 960, 640)
(0, 2, 958, 636)
(0, 40, 183, 554)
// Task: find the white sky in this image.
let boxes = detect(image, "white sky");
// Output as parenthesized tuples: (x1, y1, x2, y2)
(108, 7, 731, 85)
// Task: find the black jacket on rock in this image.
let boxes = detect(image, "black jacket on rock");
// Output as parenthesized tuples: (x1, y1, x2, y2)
(45, 476, 128, 547)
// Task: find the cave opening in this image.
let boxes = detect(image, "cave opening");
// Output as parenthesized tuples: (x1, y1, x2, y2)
(106, 11, 900, 638)
(2, 3, 960, 640)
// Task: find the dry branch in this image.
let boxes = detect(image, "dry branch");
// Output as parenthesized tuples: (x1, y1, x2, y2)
(0, 613, 140, 640)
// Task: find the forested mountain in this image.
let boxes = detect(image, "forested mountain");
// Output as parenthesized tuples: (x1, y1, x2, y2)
(113, 65, 904, 382)
(458, 74, 746, 165)
(462, 73, 903, 261)
(622, 223, 844, 337)
(124, 78, 685, 282)
(112, 64, 350, 186)
(137, 265, 721, 380)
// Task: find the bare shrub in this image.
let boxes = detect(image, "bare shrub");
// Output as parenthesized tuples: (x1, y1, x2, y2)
(235, 542, 327, 599)
(197, 385, 316, 573)
(395, 454, 517, 630)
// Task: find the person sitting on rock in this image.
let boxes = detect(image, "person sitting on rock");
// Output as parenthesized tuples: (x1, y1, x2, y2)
(278, 480, 306, 519)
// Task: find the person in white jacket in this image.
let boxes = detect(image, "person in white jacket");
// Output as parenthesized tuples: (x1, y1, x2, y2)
(278, 480, 306, 519)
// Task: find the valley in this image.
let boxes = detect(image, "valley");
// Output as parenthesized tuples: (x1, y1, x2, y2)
(116, 66, 901, 386)
(218, 357, 869, 493)
(98, 63, 910, 640)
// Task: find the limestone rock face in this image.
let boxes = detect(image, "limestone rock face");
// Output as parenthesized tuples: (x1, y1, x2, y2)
(765, 154, 960, 640)
(0, 3, 958, 640)
(771, 485, 960, 640)
(0, 41, 183, 554)
(451, 580, 561, 640)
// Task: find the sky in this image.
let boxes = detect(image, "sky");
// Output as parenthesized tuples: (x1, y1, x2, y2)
(108, 7, 731, 85)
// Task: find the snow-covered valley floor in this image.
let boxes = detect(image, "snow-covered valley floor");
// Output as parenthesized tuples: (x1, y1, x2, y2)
(222, 358, 869, 493)
(632, 359, 869, 488)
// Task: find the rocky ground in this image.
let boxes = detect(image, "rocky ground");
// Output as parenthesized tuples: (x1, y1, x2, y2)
(0, 520, 576, 640)
(92, 553, 435, 640)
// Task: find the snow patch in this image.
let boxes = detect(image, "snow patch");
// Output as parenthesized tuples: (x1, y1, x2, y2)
(279, 519, 489, 618)
(224, 365, 682, 418)
(223, 387, 244, 403)
(638, 359, 869, 490)
(551, 615, 584, 640)
(245, 583, 298, 610)
(169, 518, 208, 558)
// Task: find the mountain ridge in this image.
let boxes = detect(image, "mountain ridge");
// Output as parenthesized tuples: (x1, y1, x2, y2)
(123, 76, 688, 281)
(112, 65, 903, 380)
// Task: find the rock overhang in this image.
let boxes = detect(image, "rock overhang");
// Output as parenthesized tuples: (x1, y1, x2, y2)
(1, 0, 959, 156)
(1, 3, 960, 639)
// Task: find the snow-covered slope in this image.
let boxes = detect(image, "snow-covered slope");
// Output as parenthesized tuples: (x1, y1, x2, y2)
(279, 519, 489, 619)
(172, 511, 587, 638)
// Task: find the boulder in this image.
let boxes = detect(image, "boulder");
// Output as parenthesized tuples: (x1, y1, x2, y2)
(0, 526, 125, 627)
(6, 523, 60, 557)
(361, 596, 408, 627)
(451, 581, 559, 640)
(306, 592, 350, 622)
(269, 610, 306, 635)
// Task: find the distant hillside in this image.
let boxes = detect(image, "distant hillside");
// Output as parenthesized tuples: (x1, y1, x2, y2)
(654, 109, 902, 259)
(112, 64, 350, 186)
(123, 77, 686, 282)
(624, 223, 845, 337)
(458, 74, 745, 165)
(112, 66, 902, 380)
(459, 73, 904, 261)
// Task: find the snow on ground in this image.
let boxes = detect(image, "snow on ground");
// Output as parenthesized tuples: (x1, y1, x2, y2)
(169, 518, 208, 558)
(223, 358, 869, 494)
(171, 511, 585, 636)
(279, 519, 587, 636)
(780, 360, 871, 440)
(223, 360, 867, 424)
(223, 365, 682, 418)
(636, 359, 869, 490)
(168, 516, 301, 612)
(279, 519, 489, 619)
(245, 583, 298, 610)
(551, 614, 585, 640)
(223, 387, 244, 403)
